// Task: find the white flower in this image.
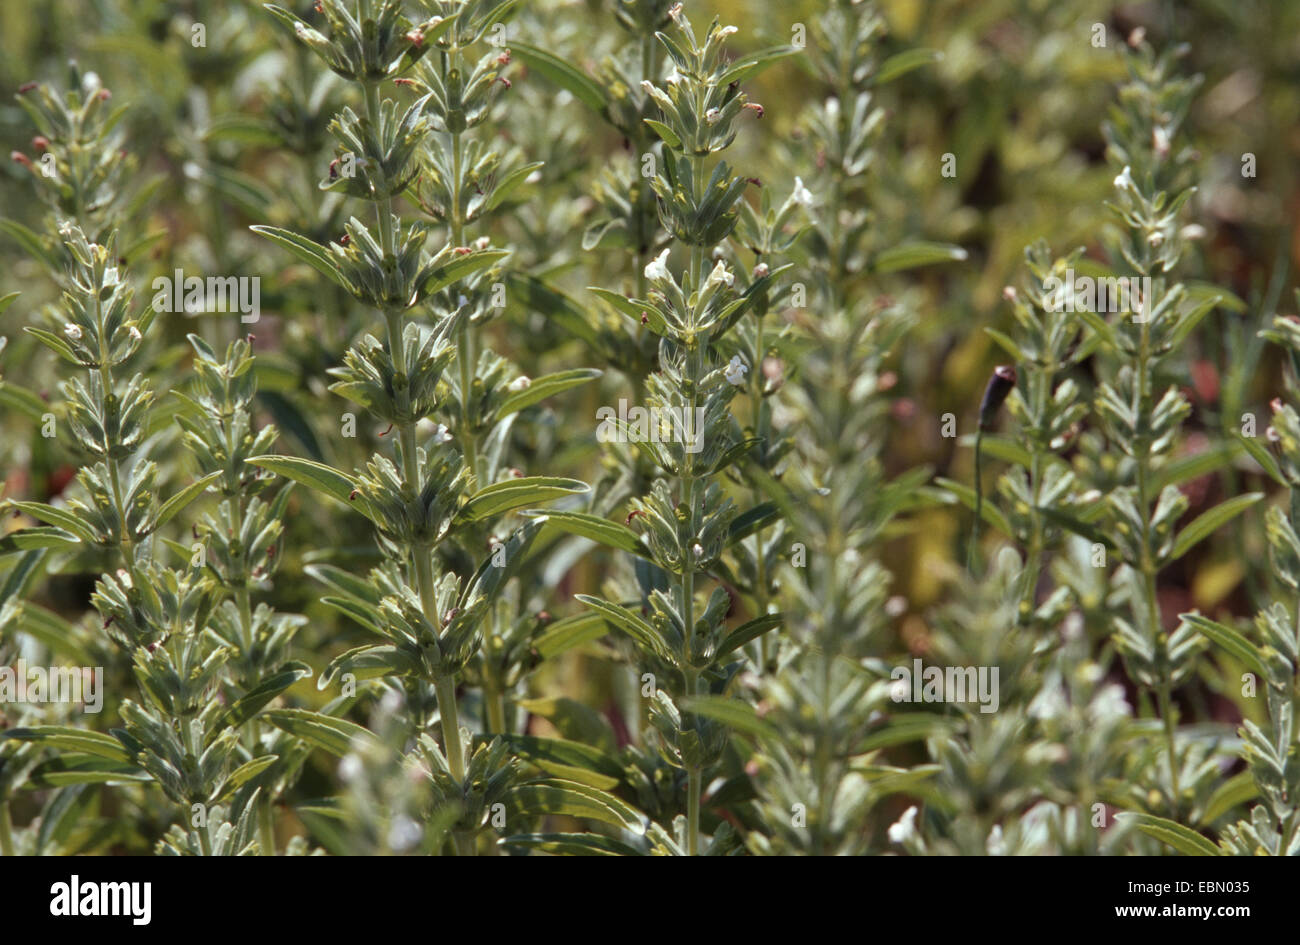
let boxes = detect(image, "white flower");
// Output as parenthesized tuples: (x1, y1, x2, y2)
(644, 248, 671, 283)
(791, 176, 814, 207)
(704, 259, 734, 291)
(986, 825, 1006, 856)
(64, 323, 82, 340)
(753, 262, 769, 278)
(338, 754, 363, 784)
(718, 25, 738, 38)
(887, 806, 918, 845)
(705, 107, 721, 124)
(507, 375, 531, 392)
(474, 236, 491, 250)
(387, 815, 423, 853)
(724, 355, 749, 386)
(103, 266, 120, 287)
(692, 542, 704, 559)
(128, 326, 142, 341)
(1113, 165, 1133, 191)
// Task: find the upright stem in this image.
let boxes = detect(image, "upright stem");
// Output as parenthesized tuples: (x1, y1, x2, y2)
(0, 801, 14, 856)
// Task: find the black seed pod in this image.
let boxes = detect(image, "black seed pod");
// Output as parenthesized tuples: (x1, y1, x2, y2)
(978, 365, 1017, 430)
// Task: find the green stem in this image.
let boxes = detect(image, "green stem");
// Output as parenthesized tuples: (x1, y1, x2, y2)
(0, 801, 14, 856)
(1158, 683, 1181, 817)
(258, 795, 276, 856)
(686, 765, 701, 856)
(434, 673, 467, 782)
(967, 427, 985, 573)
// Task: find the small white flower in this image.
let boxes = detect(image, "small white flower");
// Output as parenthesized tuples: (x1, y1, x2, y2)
(1153, 125, 1170, 156)
(884, 596, 908, 618)
(718, 25, 738, 38)
(1113, 165, 1133, 191)
(791, 176, 814, 207)
(704, 107, 721, 124)
(986, 825, 1006, 856)
(474, 236, 491, 250)
(644, 248, 671, 283)
(664, 69, 684, 85)
(1180, 223, 1206, 241)
(507, 375, 531, 392)
(339, 754, 364, 784)
(887, 806, 918, 845)
(103, 266, 120, 287)
(705, 260, 734, 291)
(128, 326, 142, 341)
(753, 262, 769, 278)
(387, 815, 423, 853)
(64, 323, 82, 340)
(724, 354, 749, 386)
(692, 542, 704, 559)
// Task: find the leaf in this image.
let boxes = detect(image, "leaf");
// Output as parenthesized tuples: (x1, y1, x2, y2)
(1202, 771, 1258, 824)
(1179, 614, 1265, 676)
(249, 225, 345, 286)
(509, 780, 646, 834)
(1115, 812, 1222, 856)
(510, 43, 607, 114)
(25, 755, 150, 788)
(574, 595, 671, 660)
(727, 502, 780, 546)
(528, 510, 648, 557)
(0, 291, 20, 314)
(2, 726, 132, 764)
(222, 661, 312, 728)
(1152, 442, 1242, 491)
(873, 241, 967, 273)
(495, 735, 624, 789)
(454, 477, 588, 525)
(261, 708, 376, 757)
(15, 603, 92, 663)
(216, 756, 280, 801)
(506, 274, 600, 347)
(874, 48, 943, 84)
(1170, 493, 1263, 560)
(932, 478, 1011, 536)
(0, 219, 57, 271)
(246, 455, 358, 506)
(716, 45, 799, 85)
(534, 612, 608, 659)
(679, 695, 778, 741)
(0, 527, 82, 555)
(419, 249, 508, 296)
(148, 470, 222, 532)
(496, 369, 601, 419)
(0, 380, 48, 422)
(717, 613, 783, 658)
(1238, 435, 1285, 486)
(643, 118, 682, 149)
(484, 161, 545, 212)
(503, 832, 640, 856)
(3, 501, 98, 543)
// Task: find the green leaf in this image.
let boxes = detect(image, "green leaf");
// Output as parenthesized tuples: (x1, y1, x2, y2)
(1179, 614, 1265, 676)
(679, 695, 778, 741)
(534, 612, 608, 660)
(509, 780, 646, 834)
(717, 613, 783, 658)
(716, 45, 799, 85)
(0, 380, 48, 422)
(25, 755, 150, 788)
(496, 369, 601, 419)
(726, 502, 780, 546)
(643, 118, 682, 149)
(1237, 435, 1285, 486)
(261, 708, 376, 757)
(222, 661, 312, 728)
(0, 219, 57, 271)
(0, 527, 82, 555)
(574, 594, 671, 660)
(3, 501, 98, 543)
(217, 755, 279, 800)
(0, 291, 20, 314)
(873, 242, 967, 273)
(932, 478, 1011, 536)
(2, 727, 132, 763)
(249, 225, 345, 286)
(1170, 493, 1263, 560)
(148, 470, 223, 533)
(495, 735, 624, 789)
(503, 832, 640, 856)
(419, 249, 508, 295)
(247, 455, 358, 506)
(1152, 442, 1243, 491)
(874, 48, 943, 84)
(528, 510, 649, 558)
(1202, 771, 1258, 824)
(484, 161, 545, 212)
(511, 43, 607, 115)
(983, 327, 1025, 362)
(1115, 812, 1222, 856)
(454, 476, 588, 525)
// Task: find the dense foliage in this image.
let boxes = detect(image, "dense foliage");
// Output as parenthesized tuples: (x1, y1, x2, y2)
(1, 0, 1298, 856)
